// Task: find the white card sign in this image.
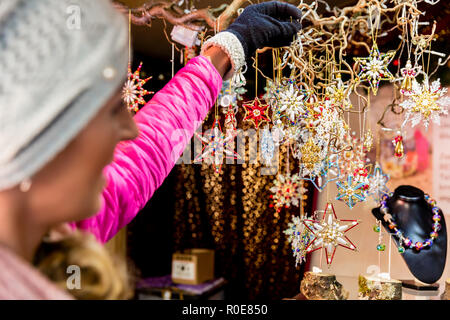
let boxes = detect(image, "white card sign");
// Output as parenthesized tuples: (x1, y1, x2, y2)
(433, 113, 450, 217)
(172, 260, 195, 281)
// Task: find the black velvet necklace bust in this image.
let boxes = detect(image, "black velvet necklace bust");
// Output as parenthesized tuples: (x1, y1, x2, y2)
(372, 185, 447, 284)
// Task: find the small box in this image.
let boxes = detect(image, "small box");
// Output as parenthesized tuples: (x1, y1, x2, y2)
(172, 249, 214, 285)
(170, 25, 199, 47)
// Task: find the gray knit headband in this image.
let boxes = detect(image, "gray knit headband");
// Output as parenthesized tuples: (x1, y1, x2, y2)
(0, 0, 128, 190)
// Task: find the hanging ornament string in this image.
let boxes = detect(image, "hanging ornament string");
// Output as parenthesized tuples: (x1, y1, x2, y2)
(255, 51, 258, 98)
(122, 10, 152, 113)
(286, 141, 290, 175)
(376, 125, 381, 164)
(369, 5, 380, 48)
(128, 9, 131, 69)
(377, 220, 382, 272)
(388, 233, 392, 278)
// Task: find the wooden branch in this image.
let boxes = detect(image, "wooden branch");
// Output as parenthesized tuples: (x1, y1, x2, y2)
(216, 0, 247, 31)
(113, 0, 246, 31)
(113, 1, 213, 31)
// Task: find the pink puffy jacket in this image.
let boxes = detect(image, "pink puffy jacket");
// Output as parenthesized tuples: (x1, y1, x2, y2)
(71, 56, 222, 243)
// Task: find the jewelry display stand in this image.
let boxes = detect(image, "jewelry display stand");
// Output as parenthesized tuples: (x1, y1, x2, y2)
(372, 185, 447, 284)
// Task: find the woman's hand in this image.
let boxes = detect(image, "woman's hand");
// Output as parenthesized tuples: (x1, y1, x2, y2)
(201, 1, 302, 79)
(227, 1, 302, 57)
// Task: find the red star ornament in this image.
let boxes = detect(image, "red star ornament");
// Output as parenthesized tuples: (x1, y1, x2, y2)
(242, 97, 271, 129)
(303, 203, 359, 265)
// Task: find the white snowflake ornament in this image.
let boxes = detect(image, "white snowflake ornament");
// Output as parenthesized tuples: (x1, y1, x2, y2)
(401, 78, 450, 129)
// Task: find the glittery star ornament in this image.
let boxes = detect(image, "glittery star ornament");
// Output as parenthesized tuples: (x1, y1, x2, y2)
(367, 162, 390, 203)
(269, 173, 305, 213)
(194, 118, 240, 173)
(243, 97, 271, 129)
(336, 175, 366, 209)
(303, 203, 359, 265)
(284, 215, 315, 266)
(122, 62, 153, 112)
(400, 77, 450, 129)
(354, 44, 396, 95)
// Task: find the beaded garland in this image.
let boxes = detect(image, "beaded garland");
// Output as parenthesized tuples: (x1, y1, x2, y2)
(379, 193, 442, 253)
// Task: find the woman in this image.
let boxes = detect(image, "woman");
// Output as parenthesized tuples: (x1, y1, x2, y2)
(0, 0, 302, 299)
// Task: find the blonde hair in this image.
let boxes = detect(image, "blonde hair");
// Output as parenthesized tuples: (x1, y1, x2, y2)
(33, 230, 133, 300)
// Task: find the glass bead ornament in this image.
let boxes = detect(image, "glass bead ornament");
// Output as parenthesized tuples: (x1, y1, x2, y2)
(400, 77, 450, 129)
(269, 80, 306, 144)
(122, 62, 153, 112)
(299, 138, 325, 177)
(338, 134, 368, 177)
(373, 219, 387, 253)
(303, 203, 359, 265)
(325, 73, 352, 111)
(218, 80, 247, 108)
(260, 126, 275, 166)
(400, 59, 421, 96)
(242, 97, 271, 129)
(274, 80, 306, 122)
(367, 162, 390, 203)
(284, 215, 315, 266)
(353, 43, 396, 95)
(194, 117, 240, 173)
(336, 174, 367, 209)
(269, 173, 305, 213)
(352, 163, 370, 197)
(392, 134, 404, 158)
(224, 105, 237, 134)
(364, 129, 374, 152)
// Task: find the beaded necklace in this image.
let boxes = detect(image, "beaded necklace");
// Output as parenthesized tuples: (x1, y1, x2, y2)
(379, 193, 442, 253)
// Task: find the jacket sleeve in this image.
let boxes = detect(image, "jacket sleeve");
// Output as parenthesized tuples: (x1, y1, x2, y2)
(72, 56, 223, 243)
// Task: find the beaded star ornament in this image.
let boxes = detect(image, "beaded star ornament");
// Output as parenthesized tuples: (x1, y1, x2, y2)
(242, 97, 271, 129)
(274, 80, 305, 122)
(303, 203, 359, 265)
(269, 173, 305, 213)
(336, 175, 367, 209)
(353, 43, 396, 95)
(122, 62, 153, 112)
(194, 117, 240, 173)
